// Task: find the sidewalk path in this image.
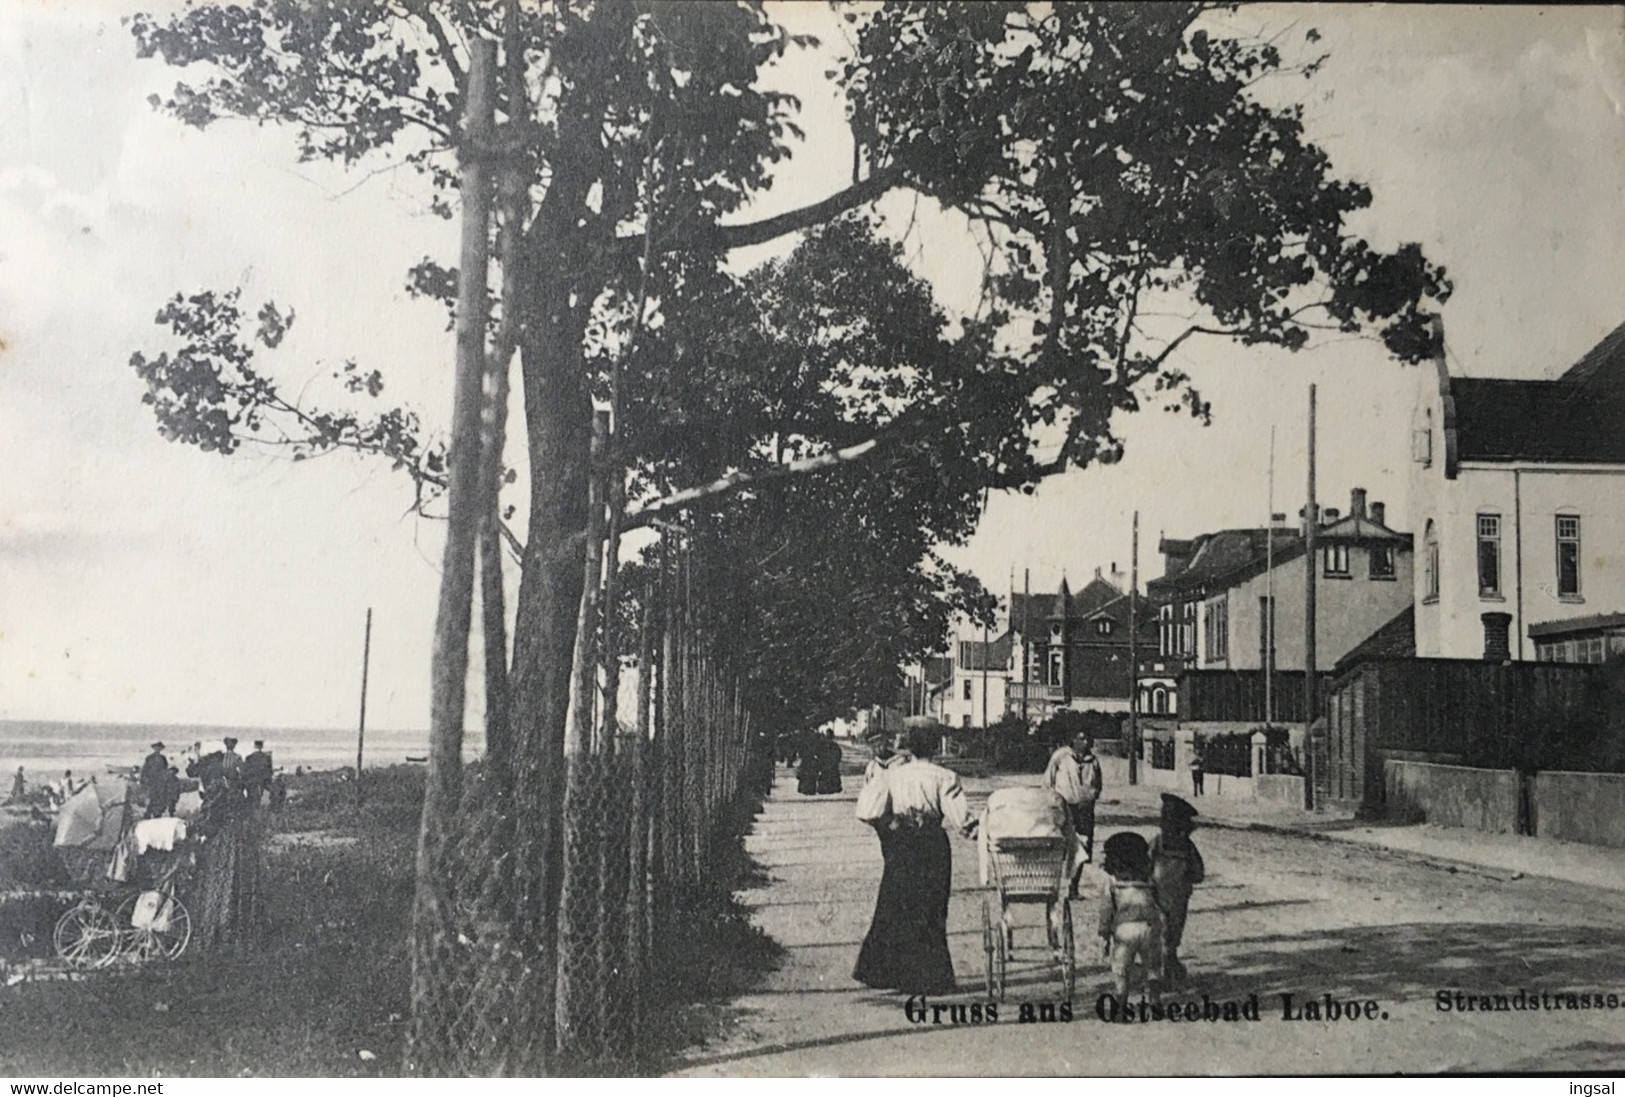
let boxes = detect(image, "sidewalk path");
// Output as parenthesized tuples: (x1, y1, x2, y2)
(670, 765, 1625, 1076)
(1094, 758, 1625, 893)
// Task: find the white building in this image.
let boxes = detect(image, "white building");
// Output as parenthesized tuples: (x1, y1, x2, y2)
(1409, 321, 1625, 661)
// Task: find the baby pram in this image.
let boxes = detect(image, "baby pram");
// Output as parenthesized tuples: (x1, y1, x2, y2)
(978, 785, 1076, 1001)
(50, 779, 193, 968)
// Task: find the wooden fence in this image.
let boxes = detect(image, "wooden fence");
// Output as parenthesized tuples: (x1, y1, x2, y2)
(1318, 657, 1603, 808)
(1178, 669, 1326, 725)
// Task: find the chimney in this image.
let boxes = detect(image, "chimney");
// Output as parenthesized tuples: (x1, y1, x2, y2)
(1322, 508, 1341, 526)
(1350, 487, 1367, 521)
(1370, 501, 1386, 527)
(1481, 612, 1512, 662)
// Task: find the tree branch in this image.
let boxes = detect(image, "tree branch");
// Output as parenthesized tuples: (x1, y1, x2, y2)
(644, 167, 906, 255)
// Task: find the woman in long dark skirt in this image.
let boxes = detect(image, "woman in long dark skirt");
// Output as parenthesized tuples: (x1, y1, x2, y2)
(815, 730, 844, 795)
(192, 752, 267, 951)
(795, 730, 821, 796)
(853, 732, 976, 995)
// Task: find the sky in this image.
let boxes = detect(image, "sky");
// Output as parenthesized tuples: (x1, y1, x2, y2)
(0, 4, 1622, 731)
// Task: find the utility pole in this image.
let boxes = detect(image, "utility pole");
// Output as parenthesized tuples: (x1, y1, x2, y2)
(356, 607, 372, 806)
(1266, 426, 1275, 727)
(1129, 511, 1140, 786)
(1021, 569, 1031, 726)
(981, 619, 990, 727)
(1303, 385, 1318, 811)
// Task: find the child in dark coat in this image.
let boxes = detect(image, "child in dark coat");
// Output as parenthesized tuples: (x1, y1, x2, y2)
(1150, 794, 1205, 985)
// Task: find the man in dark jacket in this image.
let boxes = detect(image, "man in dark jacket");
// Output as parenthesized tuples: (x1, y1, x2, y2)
(140, 741, 169, 817)
(242, 741, 274, 806)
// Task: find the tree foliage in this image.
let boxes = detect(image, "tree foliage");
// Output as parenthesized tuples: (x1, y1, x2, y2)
(129, 3, 1449, 722)
(124, 1, 1453, 1069)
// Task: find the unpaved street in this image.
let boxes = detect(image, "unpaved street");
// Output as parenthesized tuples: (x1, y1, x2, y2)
(672, 767, 1625, 1076)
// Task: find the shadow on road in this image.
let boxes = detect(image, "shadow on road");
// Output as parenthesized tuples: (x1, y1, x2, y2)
(1189, 919, 1625, 1005)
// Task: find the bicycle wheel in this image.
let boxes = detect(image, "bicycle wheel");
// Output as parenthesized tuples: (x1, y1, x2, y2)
(117, 891, 192, 961)
(1060, 900, 1076, 1002)
(54, 900, 121, 969)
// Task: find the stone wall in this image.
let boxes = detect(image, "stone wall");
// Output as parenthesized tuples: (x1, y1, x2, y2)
(1382, 759, 1519, 833)
(1532, 771, 1625, 849)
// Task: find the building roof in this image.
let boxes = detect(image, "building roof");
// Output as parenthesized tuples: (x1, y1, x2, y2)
(1336, 606, 1415, 670)
(959, 632, 1014, 671)
(1150, 490, 1410, 600)
(1147, 528, 1304, 596)
(1444, 320, 1625, 466)
(1010, 576, 1122, 628)
(922, 656, 953, 687)
(1527, 612, 1625, 639)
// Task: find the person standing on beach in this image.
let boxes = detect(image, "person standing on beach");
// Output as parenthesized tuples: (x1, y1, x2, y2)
(242, 741, 273, 806)
(141, 741, 169, 817)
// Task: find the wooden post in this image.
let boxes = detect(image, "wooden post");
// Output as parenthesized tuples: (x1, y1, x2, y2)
(411, 36, 495, 1057)
(356, 607, 372, 806)
(1303, 384, 1318, 812)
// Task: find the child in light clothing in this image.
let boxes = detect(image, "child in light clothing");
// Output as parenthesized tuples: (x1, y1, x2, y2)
(1097, 831, 1163, 1005)
(1150, 793, 1205, 985)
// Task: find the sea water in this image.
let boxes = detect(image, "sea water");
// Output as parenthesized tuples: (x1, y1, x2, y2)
(0, 719, 486, 783)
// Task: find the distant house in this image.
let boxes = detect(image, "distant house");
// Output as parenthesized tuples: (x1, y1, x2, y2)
(1410, 321, 1625, 661)
(1006, 571, 1160, 720)
(938, 631, 1013, 728)
(918, 655, 954, 723)
(1149, 489, 1415, 676)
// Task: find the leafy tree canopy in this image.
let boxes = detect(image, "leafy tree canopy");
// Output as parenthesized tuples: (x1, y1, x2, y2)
(127, 0, 1449, 729)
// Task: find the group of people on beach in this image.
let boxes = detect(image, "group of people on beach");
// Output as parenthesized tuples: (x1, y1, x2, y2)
(136, 737, 285, 819)
(849, 726, 1204, 1003)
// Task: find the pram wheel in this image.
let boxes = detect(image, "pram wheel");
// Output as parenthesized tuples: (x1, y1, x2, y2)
(982, 896, 1008, 1000)
(116, 891, 191, 961)
(53, 900, 121, 969)
(981, 899, 995, 999)
(1061, 901, 1076, 1002)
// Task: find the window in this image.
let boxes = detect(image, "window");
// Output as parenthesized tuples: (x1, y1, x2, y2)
(1047, 648, 1064, 687)
(1181, 603, 1197, 656)
(1413, 425, 1433, 466)
(1557, 515, 1582, 597)
(1477, 514, 1501, 597)
(962, 678, 973, 701)
(1258, 595, 1276, 666)
(1323, 544, 1351, 577)
(1369, 545, 1396, 580)
(962, 714, 972, 728)
(1151, 687, 1168, 715)
(1204, 600, 1228, 662)
(1096, 619, 1113, 636)
(1424, 520, 1439, 600)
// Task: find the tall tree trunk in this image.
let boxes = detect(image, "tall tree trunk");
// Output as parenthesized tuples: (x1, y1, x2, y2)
(411, 37, 495, 1072)
(498, 282, 593, 1069)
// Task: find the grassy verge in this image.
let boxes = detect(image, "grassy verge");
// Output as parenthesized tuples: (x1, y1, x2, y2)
(0, 768, 781, 1077)
(0, 768, 417, 1077)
